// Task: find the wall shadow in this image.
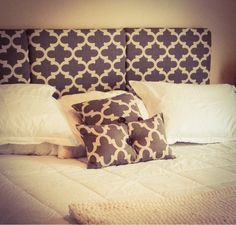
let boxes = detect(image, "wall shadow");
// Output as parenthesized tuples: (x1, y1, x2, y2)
(218, 61, 236, 85)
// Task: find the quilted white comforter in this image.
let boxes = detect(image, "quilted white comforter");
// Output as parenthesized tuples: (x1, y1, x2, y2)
(0, 141, 236, 224)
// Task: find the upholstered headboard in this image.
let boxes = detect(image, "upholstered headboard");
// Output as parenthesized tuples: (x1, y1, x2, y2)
(27, 29, 126, 96)
(0, 28, 211, 97)
(0, 30, 30, 84)
(125, 28, 211, 84)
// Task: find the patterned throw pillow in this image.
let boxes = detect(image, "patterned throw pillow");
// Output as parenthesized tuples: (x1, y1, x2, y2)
(77, 113, 175, 169)
(72, 93, 141, 125)
(77, 123, 137, 169)
(127, 114, 175, 162)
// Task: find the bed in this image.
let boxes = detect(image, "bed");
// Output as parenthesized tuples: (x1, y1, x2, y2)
(0, 28, 236, 224)
(0, 142, 236, 224)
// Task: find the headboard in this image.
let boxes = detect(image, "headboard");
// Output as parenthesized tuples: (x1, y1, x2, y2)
(0, 28, 211, 97)
(0, 30, 30, 84)
(125, 28, 211, 84)
(27, 29, 126, 97)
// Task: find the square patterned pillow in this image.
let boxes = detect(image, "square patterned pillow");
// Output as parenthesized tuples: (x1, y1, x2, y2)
(127, 114, 174, 163)
(72, 93, 141, 125)
(77, 123, 137, 169)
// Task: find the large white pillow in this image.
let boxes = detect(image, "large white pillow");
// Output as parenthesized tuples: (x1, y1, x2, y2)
(0, 84, 56, 98)
(0, 94, 79, 146)
(130, 81, 236, 144)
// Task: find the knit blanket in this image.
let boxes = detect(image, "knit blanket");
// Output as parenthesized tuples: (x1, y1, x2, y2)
(69, 186, 236, 224)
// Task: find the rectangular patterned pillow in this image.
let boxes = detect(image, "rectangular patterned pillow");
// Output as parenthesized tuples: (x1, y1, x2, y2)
(77, 113, 175, 169)
(72, 93, 142, 125)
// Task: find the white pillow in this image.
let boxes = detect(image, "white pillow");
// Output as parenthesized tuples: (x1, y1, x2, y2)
(0, 95, 79, 146)
(0, 84, 56, 98)
(130, 81, 236, 144)
(0, 143, 58, 156)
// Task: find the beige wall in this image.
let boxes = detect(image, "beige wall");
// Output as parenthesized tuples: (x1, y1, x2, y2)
(0, 0, 236, 84)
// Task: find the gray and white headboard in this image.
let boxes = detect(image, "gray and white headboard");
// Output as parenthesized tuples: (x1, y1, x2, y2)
(125, 28, 211, 84)
(27, 29, 126, 96)
(0, 28, 211, 97)
(0, 30, 30, 84)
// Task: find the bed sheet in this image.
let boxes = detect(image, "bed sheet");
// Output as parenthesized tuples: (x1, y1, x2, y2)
(0, 141, 236, 224)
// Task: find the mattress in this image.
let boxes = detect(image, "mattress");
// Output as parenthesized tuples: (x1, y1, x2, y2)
(0, 141, 236, 224)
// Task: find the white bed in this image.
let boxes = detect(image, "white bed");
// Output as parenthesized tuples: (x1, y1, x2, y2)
(1, 141, 236, 224)
(1, 27, 236, 224)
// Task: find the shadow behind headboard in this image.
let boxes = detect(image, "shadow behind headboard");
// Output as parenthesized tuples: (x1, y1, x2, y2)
(0, 28, 211, 98)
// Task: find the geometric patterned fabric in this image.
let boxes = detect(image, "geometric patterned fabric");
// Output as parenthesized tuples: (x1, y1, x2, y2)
(28, 29, 126, 98)
(78, 123, 137, 169)
(0, 28, 211, 95)
(0, 30, 30, 84)
(77, 113, 175, 169)
(125, 28, 211, 84)
(72, 93, 141, 125)
(128, 114, 174, 163)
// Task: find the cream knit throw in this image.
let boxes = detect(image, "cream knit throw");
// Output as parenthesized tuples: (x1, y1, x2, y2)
(69, 186, 236, 224)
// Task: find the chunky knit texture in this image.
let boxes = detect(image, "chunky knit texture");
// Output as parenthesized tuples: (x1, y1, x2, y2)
(69, 186, 236, 224)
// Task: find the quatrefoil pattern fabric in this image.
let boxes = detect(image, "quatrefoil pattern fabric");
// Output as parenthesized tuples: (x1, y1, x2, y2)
(128, 114, 174, 163)
(72, 93, 141, 125)
(28, 29, 126, 98)
(0, 30, 30, 84)
(78, 123, 137, 169)
(77, 113, 175, 169)
(125, 28, 211, 84)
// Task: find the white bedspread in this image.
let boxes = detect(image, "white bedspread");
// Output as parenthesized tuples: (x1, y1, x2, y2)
(0, 141, 236, 224)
